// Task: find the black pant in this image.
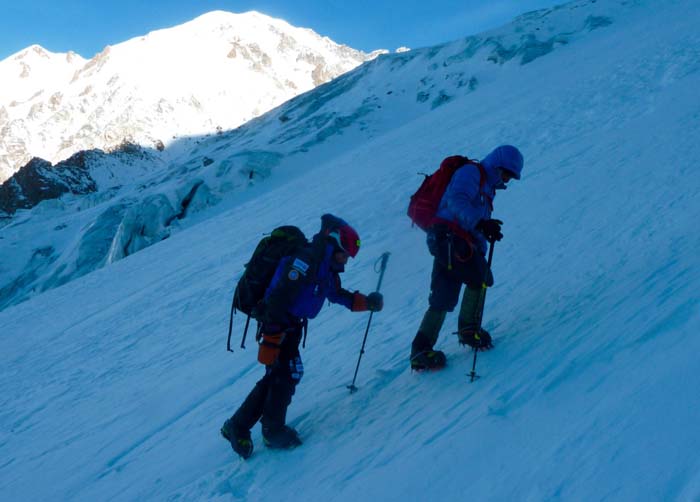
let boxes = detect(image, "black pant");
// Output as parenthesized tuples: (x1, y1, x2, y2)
(426, 225, 493, 312)
(231, 325, 304, 432)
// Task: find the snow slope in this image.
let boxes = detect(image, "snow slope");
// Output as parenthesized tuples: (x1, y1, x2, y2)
(1, 0, 700, 500)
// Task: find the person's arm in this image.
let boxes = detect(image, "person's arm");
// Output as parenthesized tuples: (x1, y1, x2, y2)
(327, 275, 384, 312)
(327, 274, 355, 310)
(444, 166, 486, 232)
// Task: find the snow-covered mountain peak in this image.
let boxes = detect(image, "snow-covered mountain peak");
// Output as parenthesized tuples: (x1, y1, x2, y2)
(0, 45, 86, 103)
(11, 44, 50, 61)
(184, 9, 290, 29)
(0, 10, 377, 183)
(1, 44, 85, 75)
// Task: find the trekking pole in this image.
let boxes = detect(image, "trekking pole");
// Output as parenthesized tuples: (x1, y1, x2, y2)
(469, 240, 495, 382)
(347, 252, 390, 393)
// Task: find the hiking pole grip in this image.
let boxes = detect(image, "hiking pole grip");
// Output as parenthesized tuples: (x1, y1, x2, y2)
(469, 240, 495, 382)
(374, 252, 390, 292)
(348, 252, 391, 393)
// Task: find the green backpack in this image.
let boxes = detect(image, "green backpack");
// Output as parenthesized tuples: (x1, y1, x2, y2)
(228, 226, 308, 351)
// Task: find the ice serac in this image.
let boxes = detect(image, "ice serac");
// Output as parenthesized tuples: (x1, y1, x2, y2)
(0, 10, 378, 182)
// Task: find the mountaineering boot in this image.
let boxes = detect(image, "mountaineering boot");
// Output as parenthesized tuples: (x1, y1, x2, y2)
(457, 287, 494, 350)
(457, 326, 494, 350)
(220, 418, 254, 459)
(410, 309, 447, 370)
(262, 425, 302, 449)
(410, 348, 447, 370)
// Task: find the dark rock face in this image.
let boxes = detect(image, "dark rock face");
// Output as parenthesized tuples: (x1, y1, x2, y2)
(0, 151, 99, 215)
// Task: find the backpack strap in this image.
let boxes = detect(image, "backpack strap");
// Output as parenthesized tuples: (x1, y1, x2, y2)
(301, 318, 309, 348)
(474, 161, 486, 188)
(255, 322, 263, 343)
(240, 314, 252, 349)
(227, 294, 236, 352)
(472, 161, 493, 211)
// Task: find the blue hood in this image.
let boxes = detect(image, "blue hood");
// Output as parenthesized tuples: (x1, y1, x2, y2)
(481, 145, 524, 180)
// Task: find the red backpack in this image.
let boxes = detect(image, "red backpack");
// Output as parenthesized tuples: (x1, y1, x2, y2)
(407, 155, 486, 231)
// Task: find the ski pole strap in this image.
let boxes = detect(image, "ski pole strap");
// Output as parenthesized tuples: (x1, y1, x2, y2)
(239, 314, 251, 349)
(227, 294, 236, 352)
(447, 234, 453, 271)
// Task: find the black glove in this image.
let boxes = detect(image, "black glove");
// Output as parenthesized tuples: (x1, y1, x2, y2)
(476, 218, 503, 242)
(366, 292, 384, 312)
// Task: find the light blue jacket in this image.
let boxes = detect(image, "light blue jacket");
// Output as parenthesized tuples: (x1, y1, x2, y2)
(435, 145, 524, 254)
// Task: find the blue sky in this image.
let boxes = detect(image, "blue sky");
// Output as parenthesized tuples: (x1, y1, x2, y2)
(1, 0, 564, 60)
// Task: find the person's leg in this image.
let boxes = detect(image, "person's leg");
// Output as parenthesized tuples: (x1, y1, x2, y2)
(412, 308, 447, 353)
(260, 365, 297, 432)
(410, 255, 461, 369)
(454, 244, 494, 350)
(458, 286, 484, 333)
(221, 375, 270, 459)
(414, 259, 461, 346)
(228, 377, 269, 432)
(260, 333, 304, 448)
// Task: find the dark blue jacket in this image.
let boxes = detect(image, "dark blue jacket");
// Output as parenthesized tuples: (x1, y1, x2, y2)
(262, 233, 354, 327)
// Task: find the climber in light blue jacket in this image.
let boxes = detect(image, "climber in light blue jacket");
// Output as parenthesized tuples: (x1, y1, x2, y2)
(410, 145, 524, 370)
(436, 144, 524, 255)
